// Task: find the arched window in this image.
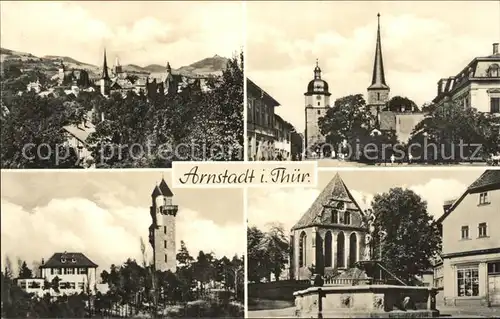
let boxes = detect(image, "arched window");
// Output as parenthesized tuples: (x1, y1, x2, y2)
(349, 233, 358, 267)
(336, 232, 345, 268)
(324, 232, 332, 267)
(299, 232, 307, 267)
(344, 211, 351, 225)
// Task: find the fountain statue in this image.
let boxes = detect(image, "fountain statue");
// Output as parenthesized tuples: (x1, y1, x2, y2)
(293, 207, 439, 318)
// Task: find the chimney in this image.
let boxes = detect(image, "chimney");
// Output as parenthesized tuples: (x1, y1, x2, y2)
(493, 43, 499, 55)
(41, 258, 44, 265)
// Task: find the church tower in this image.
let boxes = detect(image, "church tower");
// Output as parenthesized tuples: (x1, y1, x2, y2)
(58, 60, 66, 86)
(367, 13, 390, 123)
(149, 177, 178, 273)
(100, 48, 111, 97)
(304, 59, 331, 154)
(113, 56, 123, 76)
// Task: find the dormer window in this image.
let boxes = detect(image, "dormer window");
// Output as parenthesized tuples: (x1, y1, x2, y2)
(61, 258, 66, 264)
(488, 64, 499, 77)
(71, 258, 76, 263)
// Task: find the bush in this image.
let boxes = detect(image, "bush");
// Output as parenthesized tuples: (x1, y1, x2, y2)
(164, 299, 244, 318)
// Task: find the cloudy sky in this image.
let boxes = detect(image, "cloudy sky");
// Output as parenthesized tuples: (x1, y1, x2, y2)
(248, 169, 485, 233)
(0, 1, 243, 67)
(247, 1, 500, 132)
(1, 171, 245, 274)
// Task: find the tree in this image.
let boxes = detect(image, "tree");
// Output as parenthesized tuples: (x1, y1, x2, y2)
(385, 96, 419, 112)
(18, 261, 33, 279)
(258, 224, 289, 281)
(371, 188, 441, 282)
(318, 94, 374, 151)
(247, 226, 266, 282)
(408, 103, 500, 163)
(1, 91, 81, 168)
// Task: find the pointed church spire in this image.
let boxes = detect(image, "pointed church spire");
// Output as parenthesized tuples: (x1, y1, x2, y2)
(101, 48, 110, 80)
(369, 13, 388, 88)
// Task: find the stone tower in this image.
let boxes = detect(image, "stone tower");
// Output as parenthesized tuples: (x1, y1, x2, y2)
(100, 48, 111, 97)
(304, 59, 331, 154)
(58, 60, 66, 85)
(367, 13, 390, 124)
(149, 178, 178, 273)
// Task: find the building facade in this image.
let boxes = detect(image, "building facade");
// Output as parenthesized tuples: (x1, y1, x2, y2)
(433, 43, 500, 115)
(247, 78, 280, 160)
(274, 114, 292, 160)
(289, 173, 367, 280)
(149, 178, 178, 273)
(304, 60, 331, 153)
(437, 170, 500, 307)
(17, 252, 99, 297)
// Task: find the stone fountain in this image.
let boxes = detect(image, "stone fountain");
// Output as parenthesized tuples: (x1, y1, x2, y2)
(293, 210, 439, 318)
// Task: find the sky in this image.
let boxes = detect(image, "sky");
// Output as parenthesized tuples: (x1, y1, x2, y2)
(1, 171, 245, 275)
(0, 1, 244, 67)
(248, 169, 485, 233)
(247, 1, 500, 132)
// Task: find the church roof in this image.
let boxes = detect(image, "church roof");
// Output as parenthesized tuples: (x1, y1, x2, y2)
(159, 178, 174, 197)
(291, 173, 363, 230)
(368, 13, 389, 90)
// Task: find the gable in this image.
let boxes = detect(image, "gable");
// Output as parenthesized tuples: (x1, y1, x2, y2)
(292, 173, 364, 230)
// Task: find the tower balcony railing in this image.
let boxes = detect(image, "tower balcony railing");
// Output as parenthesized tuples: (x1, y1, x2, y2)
(161, 205, 178, 216)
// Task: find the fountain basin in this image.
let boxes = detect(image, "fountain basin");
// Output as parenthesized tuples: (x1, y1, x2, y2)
(294, 284, 439, 318)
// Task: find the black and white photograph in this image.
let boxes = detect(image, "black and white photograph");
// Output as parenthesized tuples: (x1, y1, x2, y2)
(247, 169, 500, 317)
(246, 1, 500, 165)
(0, 1, 244, 168)
(1, 170, 245, 318)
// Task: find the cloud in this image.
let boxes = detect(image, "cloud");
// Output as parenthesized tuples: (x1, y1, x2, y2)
(0, 1, 243, 66)
(247, 2, 499, 132)
(1, 196, 244, 276)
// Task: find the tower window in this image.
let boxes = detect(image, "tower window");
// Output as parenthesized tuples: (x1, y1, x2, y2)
(377, 92, 381, 100)
(164, 240, 167, 248)
(164, 254, 167, 262)
(164, 226, 167, 234)
(317, 110, 321, 115)
(317, 102, 320, 106)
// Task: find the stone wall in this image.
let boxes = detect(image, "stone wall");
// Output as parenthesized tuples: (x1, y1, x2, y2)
(248, 280, 310, 301)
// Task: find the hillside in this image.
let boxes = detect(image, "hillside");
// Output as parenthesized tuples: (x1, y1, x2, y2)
(0, 47, 229, 78)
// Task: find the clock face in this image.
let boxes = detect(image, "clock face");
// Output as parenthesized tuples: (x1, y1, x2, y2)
(316, 95, 321, 100)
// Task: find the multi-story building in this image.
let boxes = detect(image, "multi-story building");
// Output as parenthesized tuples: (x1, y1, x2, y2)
(247, 78, 280, 160)
(432, 43, 500, 114)
(149, 177, 178, 273)
(289, 173, 367, 280)
(16, 252, 99, 297)
(437, 170, 500, 307)
(274, 114, 292, 160)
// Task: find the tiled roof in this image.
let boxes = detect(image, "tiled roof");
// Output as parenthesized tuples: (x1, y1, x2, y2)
(468, 170, 500, 192)
(292, 173, 363, 230)
(159, 178, 174, 197)
(40, 252, 98, 268)
(63, 122, 95, 144)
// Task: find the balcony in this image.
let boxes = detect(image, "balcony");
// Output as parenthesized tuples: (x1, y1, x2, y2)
(161, 205, 178, 216)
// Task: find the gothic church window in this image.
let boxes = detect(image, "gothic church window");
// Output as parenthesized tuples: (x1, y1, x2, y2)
(299, 232, 307, 267)
(332, 210, 338, 224)
(336, 232, 345, 268)
(344, 212, 351, 225)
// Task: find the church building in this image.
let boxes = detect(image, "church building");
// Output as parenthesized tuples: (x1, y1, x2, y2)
(149, 178, 178, 273)
(289, 173, 367, 280)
